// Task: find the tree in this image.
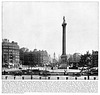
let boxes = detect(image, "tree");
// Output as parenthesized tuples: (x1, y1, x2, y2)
(79, 52, 92, 68)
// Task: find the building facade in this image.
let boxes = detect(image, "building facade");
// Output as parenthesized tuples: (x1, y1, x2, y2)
(20, 48, 50, 67)
(68, 53, 81, 67)
(92, 50, 98, 67)
(2, 39, 20, 68)
(39, 50, 49, 66)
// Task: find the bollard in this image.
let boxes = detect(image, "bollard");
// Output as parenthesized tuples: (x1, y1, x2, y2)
(5, 76, 8, 80)
(87, 76, 89, 80)
(94, 77, 96, 80)
(39, 77, 41, 79)
(75, 77, 77, 80)
(48, 77, 50, 79)
(57, 77, 59, 80)
(22, 76, 24, 80)
(66, 77, 68, 80)
(84, 77, 86, 80)
(14, 76, 16, 80)
(31, 76, 32, 80)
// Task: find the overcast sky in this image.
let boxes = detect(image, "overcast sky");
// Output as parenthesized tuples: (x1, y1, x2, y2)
(2, 1, 99, 57)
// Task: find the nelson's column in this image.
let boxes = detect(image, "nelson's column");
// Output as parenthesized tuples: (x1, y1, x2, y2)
(61, 16, 67, 65)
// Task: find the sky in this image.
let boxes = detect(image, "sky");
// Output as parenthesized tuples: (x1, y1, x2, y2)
(2, 1, 99, 57)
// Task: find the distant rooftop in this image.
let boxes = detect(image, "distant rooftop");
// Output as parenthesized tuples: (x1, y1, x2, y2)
(2, 39, 18, 45)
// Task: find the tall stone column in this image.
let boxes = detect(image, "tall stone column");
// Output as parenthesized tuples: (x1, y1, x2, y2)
(61, 16, 67, 64)
(62, 16, 67, 55)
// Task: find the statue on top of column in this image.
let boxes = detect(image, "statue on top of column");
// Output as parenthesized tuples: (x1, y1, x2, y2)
(63, 16, 65, 23)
